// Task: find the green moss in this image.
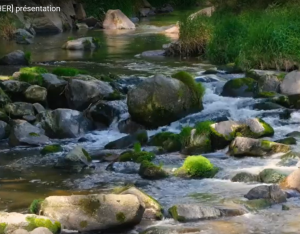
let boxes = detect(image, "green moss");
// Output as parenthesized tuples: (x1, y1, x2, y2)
(41, 144, 63, 155)
(68, 36, 75, 41)
(134, 142, 142, 152)
(179, 126, 193, 147)
(136, 131, 148, 144)
(272, 95, 290, 108)
(80, 220, 88, 228)
(29, 199, 44, 214)
(92, 37, 101, 46)
(20, 66, 48, 74)
(171, 71, 205, 105)
(260, 140, 273, 150)
(0, 223, 7, 234)
(116, 212, 126, 223)
(195, 121, 214, 135)
(83, 39, 92, 49)
(82, 148, 92, 162)
(168, 205, 185, 222)
(25, 217, 61, 234)
(175, 155, 219, 178)
(78, 196, 101, 216)
(139, 160, 168, 180)
(258, 118, 274, 136)
(29, 132, 40, 137)
(227, 77, 256, 91)
(277, 73, 286, 81)
(149, 132, 181, 152)
(257, 91, 277, 98)
(119, 150, 155, 163)
(52, 67, 86, 76)
(25, 51, 31, 65)
(112, 184, 134, 194)
(19, 72, 43, 85)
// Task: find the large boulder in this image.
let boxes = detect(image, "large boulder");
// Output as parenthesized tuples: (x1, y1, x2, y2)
(0, 50, 29, 65)
(14, 28, 34, 44)
(103, 10, 135, 29)
(0, 80, 30, 101)
(127, 74, 203, 128)
(280, 71, 300, 95)
(62, 37, 98, 50)
(244, 185, 287, 204)
(280, 168, 300, 192)
(65, 79, 114, 111)
(0, 88, 11, 107)
(5, 102, 35, 118)
(229, 137, 290, 157)
(9, 120, 50, 147)
(34, 194, 144, 232)
(221, 78, 258, 97)
(24, 85, 47, 103)
(36, 109, 94, 139)
(0, 212, 61, 234)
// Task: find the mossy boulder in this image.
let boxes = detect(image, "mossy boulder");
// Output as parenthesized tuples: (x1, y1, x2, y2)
(229, 137, 290, 157)
(275, 137, 296, 145)
(149, 132, 181, 153)
(175, 155, 218, 178)
(0, 50, 29, 65)
(24, 85, 47, 103)
(258, 169, 287, 184)
(231, 172, 259, 183)
(0, 88, 11, 107)
(41, 145, 63, 155)
(139, 161, 168, 180)
(270, 95, 290, 108)
(33, 194, 144, 232)
(127, 73, 204, 129)
(4, 102, 34, 119)
(287, 94, 300, 109)
(221, 78, 258, 97)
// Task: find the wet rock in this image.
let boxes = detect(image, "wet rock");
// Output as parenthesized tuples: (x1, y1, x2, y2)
(253, 102, 284, 110)
(287, 94, 300, 109)
(275, 137, 296, 145)
(244, 185, 287, 204)
(0, 88, 11, 107)
(259, 169, 287, 183)
(106, 162, 140, 174)
(241, 199, 272, 211)
(0, 50, 29, 65)
(286, 131, 300, 138)
(103, 9, 135, 29)
(76, 23, 89, 29)
(65, 79, 114, 111)
(277, 151, 300, 166)
(195, 75, 220, 83)
(9, 120, 49, 147)
(62, 37, 98, 50)
(141, 50, 165, 57)
(285, 189, 300, 198)
(41, 73, 66, 87)
(0, 110, 9, 123)
(118, 186, 163, 220)
(35, 194, 144, 232)
(88, 100, 128, 126)
(22, 115, 36, 123)
(36, 109, 94, 139)
(33, 103, 45, 114)
(280, 168, 300, 192)
(0, 120, 10, 140)
(127, 74, 203, 128)
(5, 102, 34, 119)
(221, 78, 258, 97)
(254, 73, 281, 93)
(229, 137, 290, 157)
(104, 130, 148, 149)
(140, 226, 202, 234)
(14, 29, 34, 44)
(139, 161, 168, 180)
(231, 172, 259, 183)
(0, 212, 61, 234)
(118, 118, 146, 134)
(24, 85, 47, 103)
(168, 204, 245, 222)
(280, 71, 300, 95)
(0, 80, 30, 100)
(111, 76, 143, 94)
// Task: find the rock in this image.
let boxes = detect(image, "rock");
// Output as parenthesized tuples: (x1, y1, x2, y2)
(105, 130, 148, 149)
(62, 37, 98, 50)
(5, 102, 35, 118)
(0, 50, 29, 65)
(118, 118, 146, 134)
(80, 17, 99, 27)
(14, 29, 34, 44)
(41, 73, 66, 88)
(229, 137, 290, 157)
(244, 185, 287, 204)
(65, 79, 114, 111)
(259, 169, 287, 183)
(36, 194, 144, 232)
(130, 17, 139, 23)
(9, 120, 49, 147)
(211, 118, 274, 150)
(0, 80, 30, 100)
(221, 78, 258, 97)
(23, 115, 36, 123)
(280, 168, 300, 192)
(139, 161, 168, 180)
(103, 9, 136, 29)
(149, 131, 181, 153)
(33, 103, 45, 114)
(12, 229, 29, 234)
(253, 102, 284, 110)
(0, 88, 11, 107)
(163, 25, 179, 35)
(168, 204, 245, 222)
(0, 212, 61, 234)
(75, 3, 87, 20)
(127, 73, 203, 128)
(118, 186, 163, 220)
(88, 100, 128, 126)
(140, 226, 202, 234)
(36, 109, 94, 139)
(241, 199, 272, 211)
(280, 71, 300, 95)
(76, 23, 89, 29)
(277, 151, 300, 167)
(141, 50, 165, 57)
(189, 6, 215, 18)
(286, 131, 300, 138)
(287, 94, 300, 109)
(231, 172, 259, 183)
(0, 110, 9, 123)
(275, 137, 296, 145)
(24, 85, 47, 103)
(0, 120, 10, 140)
(106, 162, 140, 174)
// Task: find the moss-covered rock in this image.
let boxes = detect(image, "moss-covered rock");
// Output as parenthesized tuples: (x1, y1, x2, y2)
(40, 145, 63, 155)
(149, 132, 181, 153)
(287, 94, 300, 109)
(5, 102, 34, 119)
(256, 91, 277, 98)
(175, 155, 218, 178)
(0, 88, 11, 107)
(270, 95, 290, 108)
(277, 151, 300, 166)
(275, 137, 296, 145)
(139, 161, 168, 180)
(258, 169, 287, 184)
(231, 172, 259, 183)
(119, 150, 155, 163)
(221, 78, 258, 97)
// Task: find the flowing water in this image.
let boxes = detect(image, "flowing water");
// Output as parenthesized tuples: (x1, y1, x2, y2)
(1, 10, 300, 234)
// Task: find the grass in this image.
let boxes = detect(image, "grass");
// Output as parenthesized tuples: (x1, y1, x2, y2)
(25, 52, 32, 65)
(0, 14, 15, 40)
(52, 67, 87, 76)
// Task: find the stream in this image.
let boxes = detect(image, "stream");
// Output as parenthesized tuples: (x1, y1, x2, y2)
(1, 10, 300, 234)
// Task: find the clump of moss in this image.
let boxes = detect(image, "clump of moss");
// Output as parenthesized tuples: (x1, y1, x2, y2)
(172, 71, 205, 105)
(82, 148, 92, 162)
(119, 150, 155, 163)
(41, 144, 63, 155)
(258, 118, 274, 136)
(134, 142, 142, 152)
(78, 197, 101, 216)
(256, 91, 277, 98)
(116, 212, 126, 223)
(29, 132, 40, 137)
(95, 73, 119, 82)
(19, 73, 43, 85)
(168, 205, 185, 222)
(29, 199, 44, 214)
(25, 217, 61, 234)
(52, 67, 87, 76)
(139, 160, 168, 180)
(25, 51, 31, 65)
(149, 132, 181, 152)
(105, 90, 123, 101)
(136, 131, 148, 144)
(20, 66, 48, 74)
(175, 155, 219, 178)
(0, 223, 7, 234)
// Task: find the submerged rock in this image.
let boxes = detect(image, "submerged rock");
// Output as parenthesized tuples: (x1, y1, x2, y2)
(228, 137, 290, 157)
(140, 226, 202, 234)
(62, 37, 98, 50)
(275, 137, 296, 145)
(34, 194, 144, 232)
(259, 169, 287, 183)
(139, 161, 168, 180)
(231, 172, 259, 183)
(221, 78, 258, 97)
(245, 185, 287, 204)
(149, 131, 181, 153)
(118, 118, 146, 134)
(103, 9, 135, 29)
(106, 162, 140, 174)
(0, 50, 29, 65)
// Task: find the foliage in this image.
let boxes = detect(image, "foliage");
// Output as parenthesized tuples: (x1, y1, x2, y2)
(20, 67, 48, 74)
(29, 199, 44, 214)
